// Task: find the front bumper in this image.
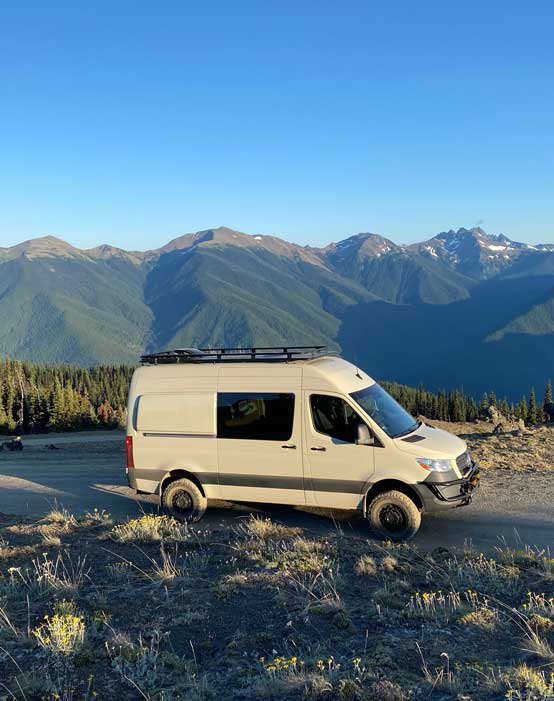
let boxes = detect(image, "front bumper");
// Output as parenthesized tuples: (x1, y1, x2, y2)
(415, 462, 481, 513)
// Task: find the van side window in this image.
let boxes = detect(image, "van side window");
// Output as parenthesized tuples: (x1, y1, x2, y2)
(310, 394, 364, 443)
(217, 393, 295, 441)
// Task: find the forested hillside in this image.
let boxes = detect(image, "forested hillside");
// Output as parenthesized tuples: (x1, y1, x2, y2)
(0, 359, 132, 433)
(0, 358, 550, 434)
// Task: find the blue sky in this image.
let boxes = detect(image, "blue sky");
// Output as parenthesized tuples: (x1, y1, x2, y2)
(1, 0, 553, 249)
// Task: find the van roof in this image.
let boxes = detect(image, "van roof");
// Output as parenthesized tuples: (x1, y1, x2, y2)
(135, 352, 376, 396)
(303, 356, 375, 394)
(140, 346, 328, 364)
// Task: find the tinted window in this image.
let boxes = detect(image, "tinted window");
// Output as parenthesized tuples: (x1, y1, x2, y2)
(310, 394, 365, 443)
(351, 384, 419, 438)
(217, 393, 295, 441)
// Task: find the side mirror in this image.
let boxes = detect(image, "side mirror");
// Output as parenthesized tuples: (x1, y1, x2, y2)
(356, 423, 374, 446)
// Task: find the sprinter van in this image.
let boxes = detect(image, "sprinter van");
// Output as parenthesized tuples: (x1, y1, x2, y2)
(126, 347, 480, 539)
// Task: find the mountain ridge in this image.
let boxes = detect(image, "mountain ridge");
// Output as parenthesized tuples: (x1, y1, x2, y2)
(1, 225, 553, 399)
(3, 225, 553, 262)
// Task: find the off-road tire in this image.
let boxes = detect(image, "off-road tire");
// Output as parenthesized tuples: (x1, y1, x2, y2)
(162, 478, 207, 522)
(367, 490, 421, 541)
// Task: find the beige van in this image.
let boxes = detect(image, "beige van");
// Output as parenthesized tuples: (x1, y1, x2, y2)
(126, 347, 480, 539)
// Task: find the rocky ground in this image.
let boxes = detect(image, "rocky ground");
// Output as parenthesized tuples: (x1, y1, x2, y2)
(432, 419, 554, 473)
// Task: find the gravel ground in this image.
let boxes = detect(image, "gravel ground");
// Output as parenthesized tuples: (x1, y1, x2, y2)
(1, 425, 553, 552)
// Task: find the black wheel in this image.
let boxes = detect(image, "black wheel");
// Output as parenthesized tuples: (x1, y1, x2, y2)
(367, 490, 421, 541)
(162, 478, 207, 522)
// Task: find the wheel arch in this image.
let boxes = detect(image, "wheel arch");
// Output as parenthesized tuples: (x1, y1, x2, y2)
(160, 469, 206, 498)
(364, 479, 423, 514)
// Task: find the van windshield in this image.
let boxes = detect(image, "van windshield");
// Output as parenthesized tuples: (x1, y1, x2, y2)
(350, 384, 419, 438)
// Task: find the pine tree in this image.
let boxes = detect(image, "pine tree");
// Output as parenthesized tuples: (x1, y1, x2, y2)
(528, 387, 538, 425)
(48, 379, 66, 430)
(518, 397, 528, 422)
(2, 372, 16, 432)
(544, 380, 553, 421)
(0, 400, 7, 431)
(480, 392, 489, 412)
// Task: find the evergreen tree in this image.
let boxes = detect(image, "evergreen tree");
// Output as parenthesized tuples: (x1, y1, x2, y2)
(517, 397, 528, 422)
(545, 380, 552, 401)
(480, 392, 489, 412)
(544, 379, 553, 420)
(0, 400, 7, 431)
(528, 387, 538, 425)
(451, 391, 464, 422)
(48, 379, 66, 430)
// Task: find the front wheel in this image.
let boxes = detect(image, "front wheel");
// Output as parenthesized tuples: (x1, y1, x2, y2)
(367, 490, 421, 541)
(162, 478, 207, 522)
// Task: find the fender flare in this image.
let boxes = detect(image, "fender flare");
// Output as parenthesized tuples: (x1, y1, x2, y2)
(159, 468, 207, 498)
(362, 477, 424, 514)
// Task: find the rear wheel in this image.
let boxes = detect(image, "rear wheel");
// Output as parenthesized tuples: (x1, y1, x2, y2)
(162, 478, 207, 522)
(367, 490, 421, 541)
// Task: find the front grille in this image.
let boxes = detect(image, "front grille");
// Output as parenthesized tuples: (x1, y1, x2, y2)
(456, 451, 471, 473)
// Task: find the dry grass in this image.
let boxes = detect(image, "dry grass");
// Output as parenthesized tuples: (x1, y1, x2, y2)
(41, 533, 62, 547)
(381, 554, 398, 573)
(145, 545, 184, 582)
(522, 629, 554, 663)
(44, 506, 78, 529)
(84, 508, 113, 525)
(0, 509, 553, 699)
(355, 554, 377, 576)
(33, 551, 91, 594)
(238, 514, 303, 540)
(0, 605, 18, 637)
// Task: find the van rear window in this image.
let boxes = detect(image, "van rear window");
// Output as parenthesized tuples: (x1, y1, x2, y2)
(217, 393, 294, 441)
(136, 392, 215, 434)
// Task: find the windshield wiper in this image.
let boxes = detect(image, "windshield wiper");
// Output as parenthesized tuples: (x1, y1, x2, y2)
(392, 420, 421, 439)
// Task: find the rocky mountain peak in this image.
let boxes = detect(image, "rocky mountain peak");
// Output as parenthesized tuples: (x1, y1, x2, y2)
(0, 235, 81, 261)
(323, 232, 399, 261)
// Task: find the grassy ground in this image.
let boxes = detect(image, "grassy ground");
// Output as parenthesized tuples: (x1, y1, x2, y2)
(1, 502, 554, 700)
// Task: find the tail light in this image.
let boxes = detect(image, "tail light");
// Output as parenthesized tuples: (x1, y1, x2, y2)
(125, 436, 135, 469)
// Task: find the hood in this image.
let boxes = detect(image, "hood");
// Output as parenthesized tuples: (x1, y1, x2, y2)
(394, 422, 467, 460)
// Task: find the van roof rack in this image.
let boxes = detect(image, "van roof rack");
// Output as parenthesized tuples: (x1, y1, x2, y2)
(140, 346, 328, 365)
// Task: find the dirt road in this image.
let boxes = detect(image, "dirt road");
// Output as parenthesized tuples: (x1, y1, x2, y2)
(1, 430, 553, 551)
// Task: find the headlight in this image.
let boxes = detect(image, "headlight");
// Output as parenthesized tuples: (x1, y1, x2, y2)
(416, 458, 455, 473)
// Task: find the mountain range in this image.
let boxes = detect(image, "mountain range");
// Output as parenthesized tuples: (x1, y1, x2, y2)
(1, 226, 553, 399)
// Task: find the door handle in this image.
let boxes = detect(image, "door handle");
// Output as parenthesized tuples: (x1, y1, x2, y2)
(311, 446, 326, 452)
(282, 444, 296, 449)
